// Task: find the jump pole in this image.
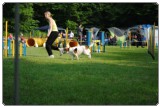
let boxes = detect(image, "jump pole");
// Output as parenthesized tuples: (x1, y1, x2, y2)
(66, 28, 68, 40)
(86, 31, 92, 52)
(5, 21, 8, 57)
(8, 39, 11, 56)
(63, 28, 68, 47)
(100, 31, 105, 52)
(86, 31, 91, 46)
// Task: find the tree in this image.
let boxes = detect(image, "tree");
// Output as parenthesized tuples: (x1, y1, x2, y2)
(19, 3, 39, 33)
(3, 3, 158, 36)
(65, 20, 77, 32)
(3, 3, 39, 35)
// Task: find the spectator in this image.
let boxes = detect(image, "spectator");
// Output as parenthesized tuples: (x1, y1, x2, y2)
(108, 36, 112, 45)
(59, 31, 63, 38)
(82, 27, 86, 37)
(142, 35, 146, 46)
(110, 35, 117, 45)
(77, 22, 83, 44)
(137, 25, 144, 48)
(8, 33, 14, 40)
(90, 28, 94, 40)
(69, 31, 74, 39)
(20, 33, 26, 43)
(61, 31, 65, 38)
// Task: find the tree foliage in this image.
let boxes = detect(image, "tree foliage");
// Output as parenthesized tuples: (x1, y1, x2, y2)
(3, 3, 158, 35)
(19, 3, 39, 33)
(3, 3, 39, 34)
(65, 20, 77, 32)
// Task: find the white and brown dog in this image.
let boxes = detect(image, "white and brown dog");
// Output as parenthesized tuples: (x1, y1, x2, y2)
(59, 40, 93, 60)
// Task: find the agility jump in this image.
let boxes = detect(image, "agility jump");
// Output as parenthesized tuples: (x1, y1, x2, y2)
(86, 31, 105, 53)
(3, 21, 26, 57)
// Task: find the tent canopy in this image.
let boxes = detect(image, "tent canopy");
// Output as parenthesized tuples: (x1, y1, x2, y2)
(107, 27, 126, 44)
(107, 27, 124, 37)
(126, 24, 152, 36)
(84, 27, 100, 39)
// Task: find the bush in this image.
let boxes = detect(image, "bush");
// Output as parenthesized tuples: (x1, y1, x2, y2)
(65, 20, 77, 32)
(27, 30, 47, 38)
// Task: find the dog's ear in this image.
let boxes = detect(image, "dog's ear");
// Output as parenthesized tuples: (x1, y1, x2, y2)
(74, 48, 77, 53)
(69, 40, 79, 47)
(89, 42, 94, 47)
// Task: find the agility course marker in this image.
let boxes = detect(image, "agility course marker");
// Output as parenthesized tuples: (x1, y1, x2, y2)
(100, 31, 105, 52)
(8, 38, 11, 56)
(3, 20, 26, 57)
(120, 41, 128, 48)
(91, 31, 105, 53)
(5, 21, 8, 57)
(27, 38, 44, 47)
(120, 41, 123, 48)
(66, 28, 68, 40)
(86, 31, 91, 46)
(86, 31, 93, 52)
(4, 39, 27, 57)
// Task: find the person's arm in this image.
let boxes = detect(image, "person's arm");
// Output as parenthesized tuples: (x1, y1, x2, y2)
(47, 19, 53, 37)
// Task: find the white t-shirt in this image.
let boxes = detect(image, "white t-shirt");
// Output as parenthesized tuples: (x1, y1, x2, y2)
(70, 32, 74, 38)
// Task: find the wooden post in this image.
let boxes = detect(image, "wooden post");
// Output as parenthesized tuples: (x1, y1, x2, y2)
(66, 28, 68, 40)
(65, 28, 68, 47)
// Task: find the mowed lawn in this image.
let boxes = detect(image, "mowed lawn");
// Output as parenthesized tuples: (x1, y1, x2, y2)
(3, 46, 158, 105)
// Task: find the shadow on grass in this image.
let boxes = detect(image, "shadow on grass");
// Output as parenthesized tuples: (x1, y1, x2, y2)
(26, 54, 48, 57)
(3, 55, 158, 105)
(93, 48, 158, 62)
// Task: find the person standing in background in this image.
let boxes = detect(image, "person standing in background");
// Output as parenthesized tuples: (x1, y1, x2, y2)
(137, 25, 144, 48)
(77, 22, 83, 45)
(69, 31, 74, 39)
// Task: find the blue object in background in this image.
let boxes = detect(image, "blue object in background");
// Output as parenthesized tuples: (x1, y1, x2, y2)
(8, 39, 11, 56)
(23, 43, 27, 56)
(100, 31, 105, 45)
(86, 31, 91, 46)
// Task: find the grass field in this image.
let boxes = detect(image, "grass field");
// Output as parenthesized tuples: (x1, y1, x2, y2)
(3, 46, 158, 105)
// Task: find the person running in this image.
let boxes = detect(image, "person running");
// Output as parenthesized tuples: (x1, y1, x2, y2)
(44, 11, 59, 58)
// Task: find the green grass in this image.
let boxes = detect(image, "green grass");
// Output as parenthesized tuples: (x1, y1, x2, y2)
(3, 46, 158, 105)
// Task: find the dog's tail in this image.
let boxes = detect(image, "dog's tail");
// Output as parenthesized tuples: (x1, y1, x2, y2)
(89, 42, 94, 48)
